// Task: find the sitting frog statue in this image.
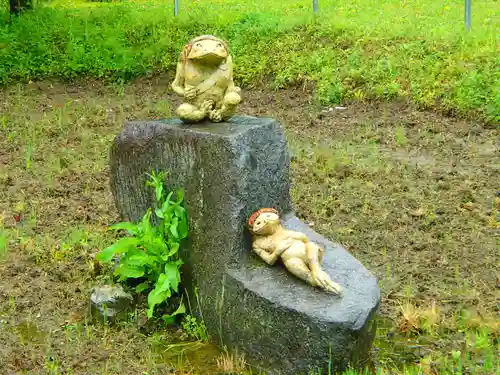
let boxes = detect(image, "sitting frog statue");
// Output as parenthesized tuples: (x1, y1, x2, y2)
(171, 35, 242, 123)
(248, 208, 342, 295)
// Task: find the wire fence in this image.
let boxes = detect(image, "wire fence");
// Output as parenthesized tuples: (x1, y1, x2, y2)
(173, 0, 474, 30)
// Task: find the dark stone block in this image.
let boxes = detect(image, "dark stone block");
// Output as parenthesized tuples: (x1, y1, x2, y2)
(109, 115, 380, 374)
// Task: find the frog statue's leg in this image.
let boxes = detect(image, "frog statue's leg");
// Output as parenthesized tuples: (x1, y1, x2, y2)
(176, 103, 207, 123)
(209, 90, 241, 122)
(305, 242, 342, 295)
(209, 55, 242, 122)
(280, 244, 342, 294)
(283, 256, 316, 286)
(176, 100, 215, 123)
(219, 90, 242, 120)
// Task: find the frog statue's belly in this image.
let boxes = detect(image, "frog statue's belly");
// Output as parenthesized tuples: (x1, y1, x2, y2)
(271, 234, 309, 263)
(185, 64, 231, 109)
(280, 241, 309, 262)
(172, 55, 241, 123)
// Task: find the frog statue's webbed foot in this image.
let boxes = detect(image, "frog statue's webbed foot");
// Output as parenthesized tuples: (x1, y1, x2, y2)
(312, 269, 343, 295)
(200, 99, 215, 113)
(217, 91, 241, 122)
(176, 103, 206, 123)
(209, 109, 223, 123)
(176, 100, 214, 123)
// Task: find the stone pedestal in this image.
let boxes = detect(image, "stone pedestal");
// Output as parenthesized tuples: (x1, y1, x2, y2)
(109, 116, 380, 374)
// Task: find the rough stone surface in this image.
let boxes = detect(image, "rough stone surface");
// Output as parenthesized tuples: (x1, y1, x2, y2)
(90, 284, 134, 324)
(109, 115, 380, 374)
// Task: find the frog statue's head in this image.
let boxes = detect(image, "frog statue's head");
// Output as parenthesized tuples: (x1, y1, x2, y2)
(181, 35, 229, 65)
(248, 208, 281, 236)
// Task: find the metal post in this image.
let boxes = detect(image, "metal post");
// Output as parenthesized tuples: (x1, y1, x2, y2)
(313, 0, 319, 14)
(174, 0, 179, 16)
(465, 0, 471, 30)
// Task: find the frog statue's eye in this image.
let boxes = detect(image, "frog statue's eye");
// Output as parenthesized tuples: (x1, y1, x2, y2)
(195, 43, 202, 48)
(216, 43, 223, 48)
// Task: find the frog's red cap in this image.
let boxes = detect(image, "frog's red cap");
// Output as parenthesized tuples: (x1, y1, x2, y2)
(248, 208, 280, 229)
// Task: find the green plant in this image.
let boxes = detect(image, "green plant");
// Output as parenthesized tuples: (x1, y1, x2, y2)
(181, 287, 209, 342)
(0, 229, 8, 260)
(394, 125, 408, 147)
(181, 314, 209, 342)
(96, 170, 188, 322)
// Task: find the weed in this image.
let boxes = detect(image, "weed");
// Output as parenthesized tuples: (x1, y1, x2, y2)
(393, 125, 408, 147)
(397, 301, 421, 335)
(216, 347, 247, 374)
(177, 286, 210, 343)
(419, 301, 441, 335)
(181, 314, 209, 342)
(96, 170, 188, 322)
(0, 230, 7, 259)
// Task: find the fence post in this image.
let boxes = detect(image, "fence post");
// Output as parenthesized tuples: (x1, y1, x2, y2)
(465, 0, 471, 30)
(313, 0, 319, 13)
(174, 0, 179, 16)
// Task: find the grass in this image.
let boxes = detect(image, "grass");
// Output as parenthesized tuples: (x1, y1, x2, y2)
(0, 76, 498, 374)
(0, 0, 499, 122)
(0, 0, 499, 374)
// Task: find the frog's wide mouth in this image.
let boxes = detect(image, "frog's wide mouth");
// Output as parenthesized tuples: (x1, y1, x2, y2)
(190, 52, 226, 61)
(257, 218, 281, 230)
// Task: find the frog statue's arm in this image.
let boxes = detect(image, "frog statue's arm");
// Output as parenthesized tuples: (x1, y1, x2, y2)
(252, 243, 279, 266)
(284, 229, 308, 243)
(224, 55, 241, 95)
(171, 59, 185, 97)
(252, 237, 292, 266)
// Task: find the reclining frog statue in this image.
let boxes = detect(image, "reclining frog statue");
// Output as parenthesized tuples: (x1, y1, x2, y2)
(171, 35, 242, 123)
(248, 208, 343, 295)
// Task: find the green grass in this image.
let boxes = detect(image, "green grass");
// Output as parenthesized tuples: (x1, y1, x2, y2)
(0, 77, 498, 375)
(0, 0, 499, 122)
(0, 0, 499, 373)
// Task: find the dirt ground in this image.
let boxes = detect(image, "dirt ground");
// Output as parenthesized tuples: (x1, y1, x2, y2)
(0, 75, 498, 374)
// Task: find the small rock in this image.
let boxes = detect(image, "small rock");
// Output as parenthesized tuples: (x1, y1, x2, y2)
(335, 106, 347, 110)
(410, 208, 425, 217)
(462, 202, 475, 211)
(89, 284, 134, 324)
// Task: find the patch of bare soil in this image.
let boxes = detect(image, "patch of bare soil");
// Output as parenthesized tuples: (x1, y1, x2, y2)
(0, 75, 498, 373)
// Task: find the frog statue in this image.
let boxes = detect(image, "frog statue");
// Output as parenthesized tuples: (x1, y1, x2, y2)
(171, 35, 242, 123)
(248, 208, 343, 295)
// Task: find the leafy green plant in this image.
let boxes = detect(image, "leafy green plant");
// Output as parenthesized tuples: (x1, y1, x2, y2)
(96, 170, 188, 322)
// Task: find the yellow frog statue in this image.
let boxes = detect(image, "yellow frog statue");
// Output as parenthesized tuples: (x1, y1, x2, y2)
(248, 208, 343, 295)
(171, 35, 242, 123)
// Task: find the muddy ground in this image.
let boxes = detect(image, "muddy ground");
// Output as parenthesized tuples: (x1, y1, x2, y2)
(0, 76, 498, 374)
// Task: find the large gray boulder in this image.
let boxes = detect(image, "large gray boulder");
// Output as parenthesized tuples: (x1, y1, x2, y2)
(109, 116, 380, 374)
